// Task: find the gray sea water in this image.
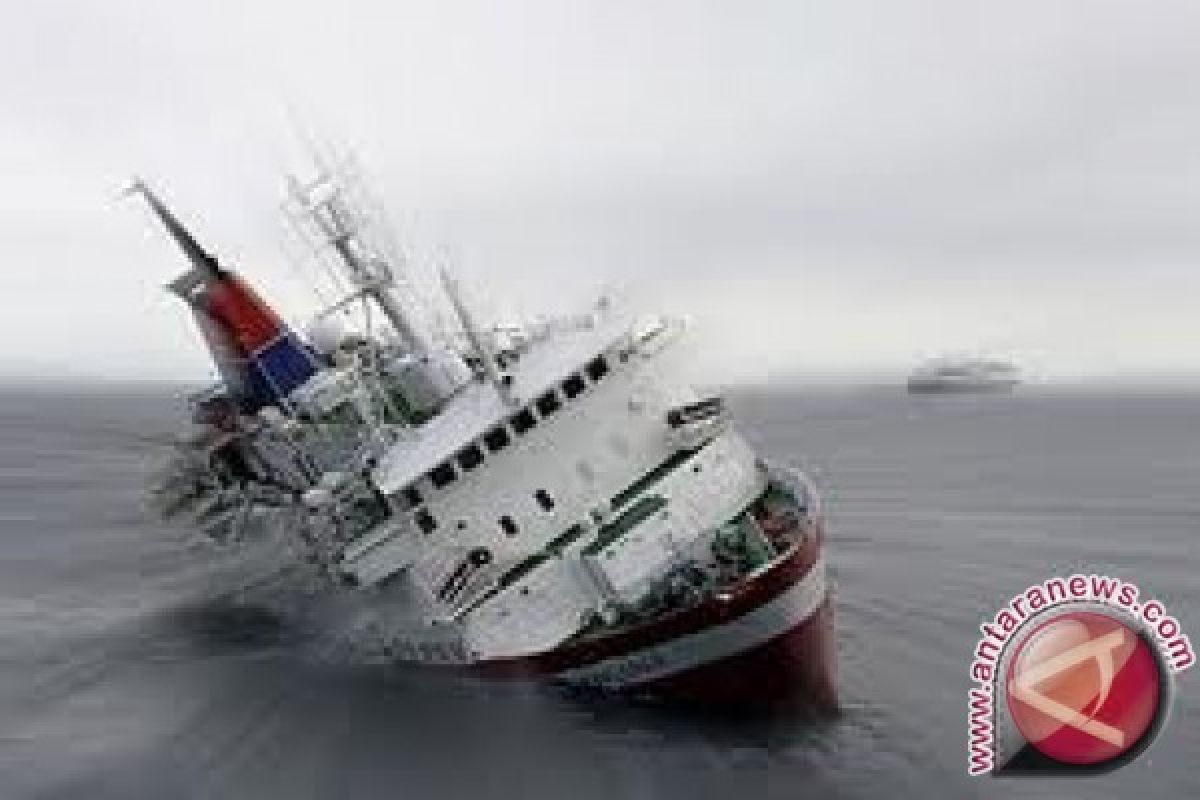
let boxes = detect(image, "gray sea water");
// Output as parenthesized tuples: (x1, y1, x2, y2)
(1, 383, 1197, 799)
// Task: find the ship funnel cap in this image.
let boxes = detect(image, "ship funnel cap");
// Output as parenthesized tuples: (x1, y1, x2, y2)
(125, 178, 223, 283)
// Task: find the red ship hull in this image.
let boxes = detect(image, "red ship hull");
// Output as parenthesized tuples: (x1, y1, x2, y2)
(637, 595, 837, 709)
(479, 519, 838, 711)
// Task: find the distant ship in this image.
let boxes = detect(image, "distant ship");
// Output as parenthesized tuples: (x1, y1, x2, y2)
(907, 357, 1021, 394)
(131, 161, 837, 709)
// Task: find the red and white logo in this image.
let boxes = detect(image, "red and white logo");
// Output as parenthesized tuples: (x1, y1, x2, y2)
(1006, 610, 1161, 766)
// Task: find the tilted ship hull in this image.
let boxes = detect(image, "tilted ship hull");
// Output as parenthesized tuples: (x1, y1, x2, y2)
(485, 512, 835, 707)
(351, 462, 836, 709)
(136, 165, 838, 710)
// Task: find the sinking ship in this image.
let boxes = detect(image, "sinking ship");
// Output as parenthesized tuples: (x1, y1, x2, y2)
(907, 357, 1021, 394)
(136, 164, 836, 708)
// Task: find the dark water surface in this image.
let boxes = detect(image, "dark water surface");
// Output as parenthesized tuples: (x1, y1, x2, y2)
(1, 384, 1197, 799)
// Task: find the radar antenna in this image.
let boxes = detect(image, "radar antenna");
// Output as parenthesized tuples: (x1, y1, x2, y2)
(282, 154, 443, 359)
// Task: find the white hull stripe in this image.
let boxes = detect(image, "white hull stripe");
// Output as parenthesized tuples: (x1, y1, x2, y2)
(556, 555, 828, 689)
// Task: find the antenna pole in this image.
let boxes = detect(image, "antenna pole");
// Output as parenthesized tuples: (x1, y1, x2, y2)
(440, 269, 515, 405)
(285, 172, 435, 359)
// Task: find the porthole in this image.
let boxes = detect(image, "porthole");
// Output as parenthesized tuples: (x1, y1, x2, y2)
(457, 443, 484, 471)
(400, 486, 423, 509)
(511, 408, 537, 434)
(415, 509, 437, 534)
(535, 390, 561, 417)
(586, 355, 609, 382)
(562, 373, 586, 398)
(483, 426, 511, 452)
(429, 461, 457, 488)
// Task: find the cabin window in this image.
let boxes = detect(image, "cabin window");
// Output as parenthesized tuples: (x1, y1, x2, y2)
(534, 489, 555, 511)
(400, 486, 423, 509)
(457, 443, 484, 471)
(562, 373, 586, 399)
(429, 461, 457, 488)
(415, 509, 437, 534)
(511, 408, 537, 434)
(500, 515, 519, 536)
(536, 390, 561, 417)
(586, 355, 609, 382)
(483, 425, 511, 452)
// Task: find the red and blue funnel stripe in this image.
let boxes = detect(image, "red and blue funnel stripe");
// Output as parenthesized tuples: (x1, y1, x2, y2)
(198, 275, 319, 410)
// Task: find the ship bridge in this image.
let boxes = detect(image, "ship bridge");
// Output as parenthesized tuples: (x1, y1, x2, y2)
(371, 311, 675, 496)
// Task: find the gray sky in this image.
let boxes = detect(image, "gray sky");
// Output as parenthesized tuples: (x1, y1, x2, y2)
(3, 0, 1200, 384)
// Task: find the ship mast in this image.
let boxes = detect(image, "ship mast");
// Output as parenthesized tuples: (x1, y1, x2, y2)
(284, 163, 438, 360)
(128, 179, 320, 412)
(440, 269, 516, 406)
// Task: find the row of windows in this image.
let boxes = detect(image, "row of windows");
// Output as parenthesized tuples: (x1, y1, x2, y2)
(406, 353, 611, 500)
(400, 353, 610, 538)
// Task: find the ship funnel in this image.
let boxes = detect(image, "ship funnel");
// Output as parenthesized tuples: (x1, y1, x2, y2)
(129, 179, 320, 413)
(126, 179, 223, 284)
